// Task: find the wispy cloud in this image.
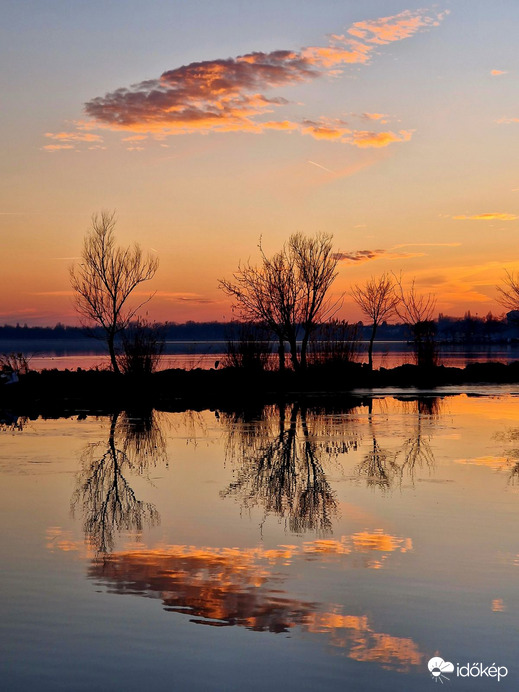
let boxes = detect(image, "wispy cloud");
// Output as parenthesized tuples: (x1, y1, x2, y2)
(334, 241, 459, 265)
(42, 144, 76, 152)
(393, 242, 462, 248)
(26, 290, 75, 296)
(360, 112, 388, 121)
(496, 117, 519, 124)
(333, 248, 425, 264)
(452, 212, 518, 221)
(43, 132, 103, 150)
(307, 160, 334, 173)
(334, 249, 386, 263)
(61, 8, 447, 150)
(45, 131, 103, 142)
(157, 291, 215, 304)
(351, 129, 413, 148)
(491, 69, 507, 76)
(121, 134, 148, 142)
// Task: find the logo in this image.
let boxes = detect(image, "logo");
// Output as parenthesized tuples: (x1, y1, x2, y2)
(427, 657, 509, 683)
(428, 657, 454, 684)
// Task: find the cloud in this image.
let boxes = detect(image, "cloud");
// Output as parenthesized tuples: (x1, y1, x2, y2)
(351, 129, 413, 148)
(496, 117, 519, 124)
(361, 112, 387, 121)
(333, 248, 424, 264)
(42, 131, 104, 152)
(452, 213, 518, 221)
(491, 70, 507, 76)
(78, 8, 445, 144)
(157, 291, 215, 304)
(122, 134, 148, 142)
(334, 241, 461, 265)
(298, 118, 414, 148)
(42, 144, 75, 152)
(346, 9, 448, 45)
(26, 290, 75, 296)
(334, 249, 385, 263)
(307, 160, 334, 173)
(392, 242, 462, 248)
(44, 131, 103, 142)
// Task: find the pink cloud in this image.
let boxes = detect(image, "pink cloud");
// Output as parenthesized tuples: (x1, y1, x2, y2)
(77, 8, 445, 145)
(45, 131, 103, 142)
(452, 212, 518, 221)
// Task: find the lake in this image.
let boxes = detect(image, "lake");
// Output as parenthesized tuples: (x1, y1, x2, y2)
(3, 338, 519, 371)
(1, 390, 519, 690)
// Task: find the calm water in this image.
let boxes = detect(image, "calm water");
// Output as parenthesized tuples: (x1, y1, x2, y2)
(6, 338, 519, 371)
(2, 391, 519, 690)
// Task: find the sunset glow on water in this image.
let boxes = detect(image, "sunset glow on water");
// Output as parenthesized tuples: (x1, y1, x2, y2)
(2, 394, 519, 690)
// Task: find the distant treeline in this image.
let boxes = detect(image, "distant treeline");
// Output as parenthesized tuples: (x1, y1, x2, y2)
(1, 311, 518, 344)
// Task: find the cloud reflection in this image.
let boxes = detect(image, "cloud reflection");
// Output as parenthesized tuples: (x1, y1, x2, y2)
(86, 536, 419, 670)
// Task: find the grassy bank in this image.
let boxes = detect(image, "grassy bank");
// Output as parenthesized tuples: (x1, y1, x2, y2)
(1, 361, 519, 416)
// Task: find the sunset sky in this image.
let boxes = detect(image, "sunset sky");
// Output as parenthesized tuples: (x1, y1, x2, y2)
(2, 0, 519, 325)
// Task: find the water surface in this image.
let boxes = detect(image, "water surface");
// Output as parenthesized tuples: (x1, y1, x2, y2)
(1, 393, 519, 690)
(4, 337, 519, 370)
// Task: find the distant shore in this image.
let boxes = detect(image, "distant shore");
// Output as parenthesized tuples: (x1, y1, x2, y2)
(1, 361, 519, 416)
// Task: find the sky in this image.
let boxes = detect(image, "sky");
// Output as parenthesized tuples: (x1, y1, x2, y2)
(1, 0, 519, 326)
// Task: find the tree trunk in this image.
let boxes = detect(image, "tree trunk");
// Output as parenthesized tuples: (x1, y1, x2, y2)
(277, 337, 285, 371)
(368, 323, 378, 371)
(288, 337, 299, 371)
(300, 332, 309, 369)
(107, 333, 121, 374)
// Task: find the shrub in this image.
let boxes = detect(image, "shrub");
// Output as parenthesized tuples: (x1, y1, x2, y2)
(117, 319, 165, 376)
(223, 322, 272, 371)
(308, 320, 361, 367)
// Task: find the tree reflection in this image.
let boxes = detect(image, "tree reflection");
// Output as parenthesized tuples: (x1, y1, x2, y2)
(71, 410, 164, 553)
(395, 399, 437, 482)
(356, 398, 440, 490)
(220, 403, 359, 534)
(355, 401, 399, 490)
(494, 428, 519, 485)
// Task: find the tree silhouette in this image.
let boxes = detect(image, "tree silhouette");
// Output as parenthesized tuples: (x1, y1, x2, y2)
(496, 270, 519, 314)
(70, 211, 158, 373)
(351, 273, 398, 370)
(220, 233, 339, 370)
(394, 275, 438, 367)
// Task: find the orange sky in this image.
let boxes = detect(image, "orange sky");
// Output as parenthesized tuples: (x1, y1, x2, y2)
(1, 1, 519, 325)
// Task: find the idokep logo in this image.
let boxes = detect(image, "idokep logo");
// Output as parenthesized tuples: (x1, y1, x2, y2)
(428, 657, 454, 684)
(427, 657, 509, 683)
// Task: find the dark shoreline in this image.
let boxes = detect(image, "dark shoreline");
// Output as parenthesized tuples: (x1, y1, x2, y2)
(1, 361, 519, 417)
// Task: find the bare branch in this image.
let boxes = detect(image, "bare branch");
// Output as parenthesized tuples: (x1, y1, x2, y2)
(496, 270, 519, 312)
(70, 211, 159, 373)
(219, 232, 339, 370)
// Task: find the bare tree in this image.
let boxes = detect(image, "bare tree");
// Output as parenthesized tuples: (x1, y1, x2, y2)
(350, 273, 398, 370)
(496, 270, 519, 313)
(394, 276, 437, 367)
(70, 211, 159, 374)
(289, 232, 339, 368)
(219, 232, 339, 371)
(220, 242, 297, 370)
